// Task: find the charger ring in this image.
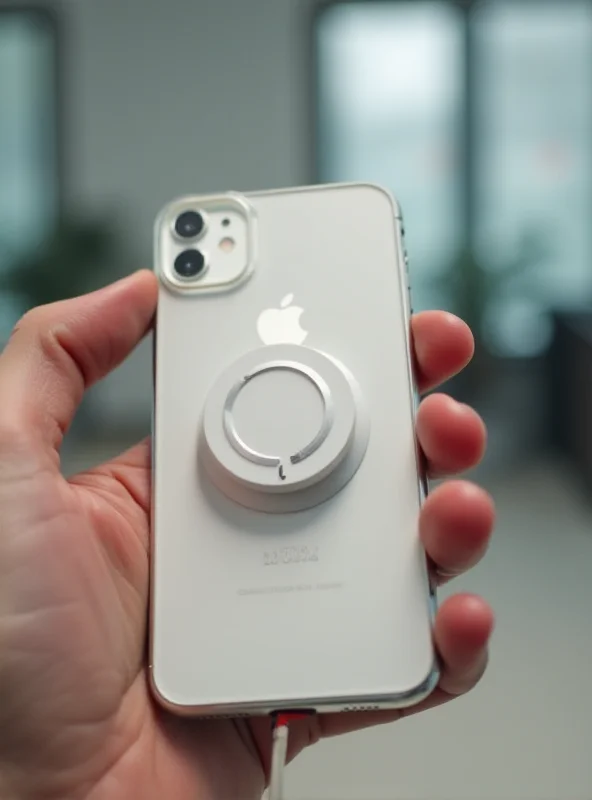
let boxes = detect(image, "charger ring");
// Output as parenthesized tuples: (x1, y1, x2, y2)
(223, 361, 334, 468)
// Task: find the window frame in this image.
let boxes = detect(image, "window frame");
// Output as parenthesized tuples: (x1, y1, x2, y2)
(0, 4, 63, 226)
(309, 0, 592, 253)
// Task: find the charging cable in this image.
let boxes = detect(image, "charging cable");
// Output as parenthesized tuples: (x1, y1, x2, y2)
(269, 713, 312, 800)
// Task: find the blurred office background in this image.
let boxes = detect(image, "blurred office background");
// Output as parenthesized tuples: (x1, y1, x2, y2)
(1, 0, 591, 797)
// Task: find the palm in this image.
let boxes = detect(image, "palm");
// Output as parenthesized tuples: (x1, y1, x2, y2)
(0, 441, 263, 800)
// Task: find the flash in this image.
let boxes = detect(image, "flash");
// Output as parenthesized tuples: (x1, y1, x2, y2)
(219, 237, 236, 254)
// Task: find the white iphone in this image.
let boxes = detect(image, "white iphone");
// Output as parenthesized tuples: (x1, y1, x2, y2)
(150, 182, 438, 717)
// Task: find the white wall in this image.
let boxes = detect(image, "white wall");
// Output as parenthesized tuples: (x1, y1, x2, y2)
(46, 1, 592, 798)
(58, 0, 312, 429)
(63, 0, 310, 248)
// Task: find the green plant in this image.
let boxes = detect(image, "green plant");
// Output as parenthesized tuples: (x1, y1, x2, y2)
(1, 215, 120, 312)
(434, 228, 548, 353)
(427, 228, 548, 397)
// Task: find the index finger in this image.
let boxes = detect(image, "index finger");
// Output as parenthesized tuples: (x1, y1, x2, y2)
(411, 311, 474, 394)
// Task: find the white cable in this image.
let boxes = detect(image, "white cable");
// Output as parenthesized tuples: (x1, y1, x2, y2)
(269, 721, 289, 800)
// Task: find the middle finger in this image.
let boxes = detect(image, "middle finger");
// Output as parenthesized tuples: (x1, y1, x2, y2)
(416, 393, 486, 477)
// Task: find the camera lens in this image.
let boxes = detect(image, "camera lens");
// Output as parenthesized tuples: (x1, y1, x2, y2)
(175, 210, 204, 239)
(174, 249, 205, 279)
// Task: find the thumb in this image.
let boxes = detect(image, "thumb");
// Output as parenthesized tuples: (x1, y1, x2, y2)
(0, 270, 157, 455)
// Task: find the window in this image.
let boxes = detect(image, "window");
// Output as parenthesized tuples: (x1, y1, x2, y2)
(474, 1, 592, 355)
(0, 8, 59, 337)
(314, 0, 592, 357)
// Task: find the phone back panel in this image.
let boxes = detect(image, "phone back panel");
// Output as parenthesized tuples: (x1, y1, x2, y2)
(151, 183, 436, 714)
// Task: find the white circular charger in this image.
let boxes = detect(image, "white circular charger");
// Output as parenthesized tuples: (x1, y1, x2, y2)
(201, 344, 370, 513)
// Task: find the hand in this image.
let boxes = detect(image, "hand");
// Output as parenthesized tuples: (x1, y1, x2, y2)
(0, 271, 494, 800)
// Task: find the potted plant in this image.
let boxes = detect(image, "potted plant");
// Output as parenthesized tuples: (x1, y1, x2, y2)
(0, 214, 120, 311)
(424, 228, 550, 471)
(431, 228, 548, 402)
(0, 214, 124, 437)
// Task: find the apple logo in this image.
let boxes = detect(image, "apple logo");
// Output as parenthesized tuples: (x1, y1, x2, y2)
(256, 293, 308, 345)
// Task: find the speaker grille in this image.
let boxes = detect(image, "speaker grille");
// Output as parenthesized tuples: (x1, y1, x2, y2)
(198, 713, 251, 720)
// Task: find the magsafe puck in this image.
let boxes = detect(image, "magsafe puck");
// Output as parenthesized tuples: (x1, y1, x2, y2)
(201, 344, 370, 513)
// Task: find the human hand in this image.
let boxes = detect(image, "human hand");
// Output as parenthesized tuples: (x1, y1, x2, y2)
(0, 271, 493, 800)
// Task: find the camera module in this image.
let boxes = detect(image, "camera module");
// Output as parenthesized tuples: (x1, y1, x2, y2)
(174, 249, 206, 279)
(175, 210, 205, 239)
